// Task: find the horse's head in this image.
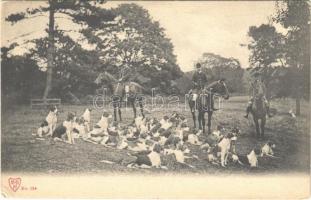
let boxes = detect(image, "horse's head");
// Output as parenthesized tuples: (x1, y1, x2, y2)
(209, 79, 229, 100)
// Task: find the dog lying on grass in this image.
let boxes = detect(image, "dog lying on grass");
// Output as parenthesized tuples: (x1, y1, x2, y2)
(261, 141, 276, 157)
(87, 112, 112, 138)
(52, 112, 75, 144)
(72, 117, 87, 139)
(125, 144, 163, 168)
(41, 108, 277, 171)
(231, 148, 261, 168)
(163, 145, 195, 168)
(35, 121, 50, 138)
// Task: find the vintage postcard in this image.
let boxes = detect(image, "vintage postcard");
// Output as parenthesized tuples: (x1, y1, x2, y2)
(1, 0, 310, 198)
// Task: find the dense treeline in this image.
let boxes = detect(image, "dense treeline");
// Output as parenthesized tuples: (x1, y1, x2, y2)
(2, 1, 309, 116)
(2, 2, 182, 104)
(246, 0, 310, 115)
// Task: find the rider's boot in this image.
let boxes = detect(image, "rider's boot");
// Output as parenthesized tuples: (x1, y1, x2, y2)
(244, 105, 252, 118)
(266, 103, 273, 118)
(211, 100, 218, 111)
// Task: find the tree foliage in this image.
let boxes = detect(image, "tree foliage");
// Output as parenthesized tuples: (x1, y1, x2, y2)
(82, 3, 183, 94)
(28, 31, 100, 99)
(198, 53, 245, 93)
(1, 48, 45, 105)
(273, 0, 310, 100)
(4, 2, 183, 103)
(5, 0, 115, 99)
(246, 24, 289, 98)
(245, 0, 310, 115)
(248, 24, 285, 68)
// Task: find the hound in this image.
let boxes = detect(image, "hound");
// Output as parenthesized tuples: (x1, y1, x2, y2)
(232, 148, 261, 168)
(261, 141, 276, 157)
(81, 108, 92, 132)
(87, 112, 112, 138)
(160, 116, 173, 130)
(126, 144, 163, 168)
(73, 117, 87, 139)
(187, 134, 202, 145)
(52, 112, 75, 144)
(35, 121, 49, 137)
(45, 105, 58, 136)
(212, 125, 225, 141)
(217, 132, 235, 167)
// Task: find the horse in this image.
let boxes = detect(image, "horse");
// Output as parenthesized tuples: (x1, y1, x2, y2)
(187, 80, 229, 134)
(94, 72, 145, 121)
(250, 94, 267, 139)
(111, 81, 145, 121)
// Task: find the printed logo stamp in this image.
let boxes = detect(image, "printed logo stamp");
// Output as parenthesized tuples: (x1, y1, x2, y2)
(8, 177, 21, 192)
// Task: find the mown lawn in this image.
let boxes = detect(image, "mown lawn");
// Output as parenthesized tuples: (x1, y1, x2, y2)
(1, 96, 310, 175)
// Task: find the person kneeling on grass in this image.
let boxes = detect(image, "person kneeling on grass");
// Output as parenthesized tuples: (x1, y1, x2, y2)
(52, 112, 75, 144)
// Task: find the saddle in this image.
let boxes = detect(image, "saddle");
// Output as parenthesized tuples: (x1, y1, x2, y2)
(253, 93, 265, 102)
(252, 95, 265, 110)
(188, 89, 204, 101)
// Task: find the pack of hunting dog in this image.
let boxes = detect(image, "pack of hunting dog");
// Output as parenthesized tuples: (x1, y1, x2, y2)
(1, 1, 310, 174)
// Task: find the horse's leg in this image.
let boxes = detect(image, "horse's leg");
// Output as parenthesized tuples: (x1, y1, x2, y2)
(130, 98, 137, 119)
(201, 112, 206, 134)
(207, 111, 213, 134)
(138, 98, 144, 118)
(192, 111, 197, 129)
(118, 101, 122, 121)
(189, 101, 196, 129)
(253, 117, 260, 138)
(198, 111, 202, 131)
(113, 105, 117, 122)
(261, 116, 266, 139)
(112, 96, 121, 122)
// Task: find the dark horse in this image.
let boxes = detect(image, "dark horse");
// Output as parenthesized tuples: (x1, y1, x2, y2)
(188, 80, 229, 134)
(111, 81, 145, 121)
(94, 72, 145, 121)
(250, 94, 267, 139)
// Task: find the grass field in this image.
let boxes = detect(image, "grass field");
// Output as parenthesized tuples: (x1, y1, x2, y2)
(1, 96, 310, 175)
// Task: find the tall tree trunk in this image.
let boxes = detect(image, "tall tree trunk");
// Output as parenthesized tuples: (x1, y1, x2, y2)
(295, 63, 301, 116)
(296, 96, 301, 116)
(264, 79, 271, 100)
(43, 2, 55, 100)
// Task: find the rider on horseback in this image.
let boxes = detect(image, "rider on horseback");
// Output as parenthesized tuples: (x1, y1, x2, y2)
(189, 63, 218, 111)
(188, 63, 207, 97)
(192, 63, 207, 91)
(244, 72, 272, 118)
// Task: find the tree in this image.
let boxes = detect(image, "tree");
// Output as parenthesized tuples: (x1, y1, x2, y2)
(197, 53, 245, 93)
(82, 3, 183, 93)
(1, 45, 45, 105)
(273, 0, 310, 115)
(5, 0, 115, 99)
(28, 31, 101, 100)
(247, 24, 286, 99)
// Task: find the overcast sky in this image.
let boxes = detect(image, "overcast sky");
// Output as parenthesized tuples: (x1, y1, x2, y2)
(2, 1, 276, 72)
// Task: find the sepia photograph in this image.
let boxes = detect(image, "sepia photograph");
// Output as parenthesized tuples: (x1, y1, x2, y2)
(1, 0, 310, 198)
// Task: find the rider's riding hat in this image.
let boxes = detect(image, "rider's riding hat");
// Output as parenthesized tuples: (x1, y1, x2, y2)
(196, 63, 201, 69)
